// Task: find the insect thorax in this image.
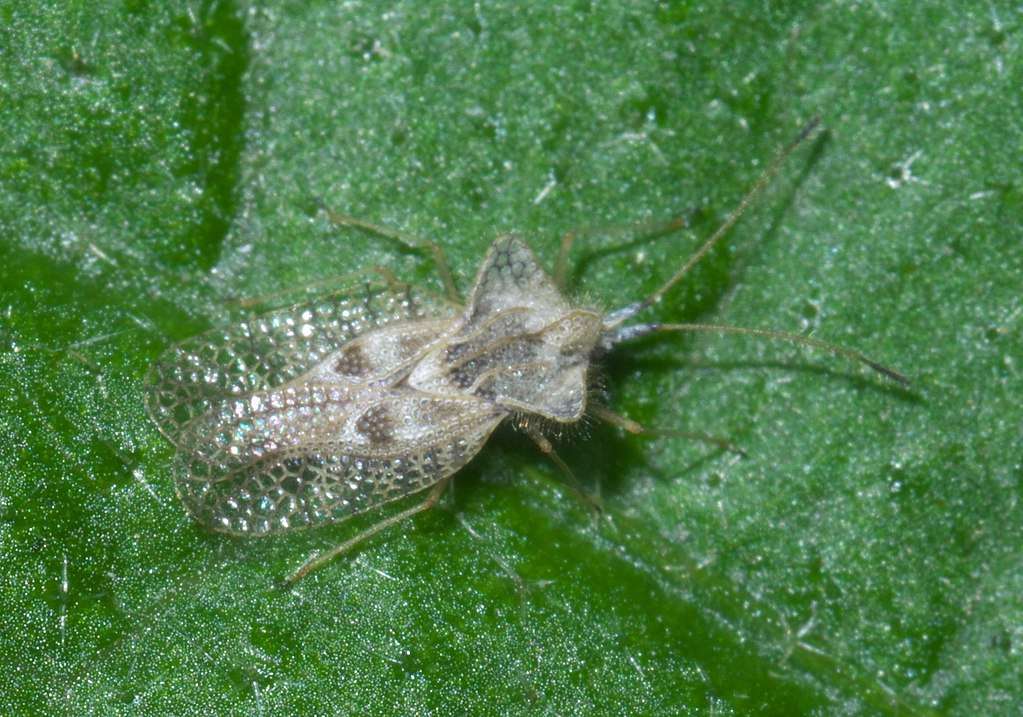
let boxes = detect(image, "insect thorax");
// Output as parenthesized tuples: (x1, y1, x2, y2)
(407, 305, 603, 422)
(405, 235, 604, 423)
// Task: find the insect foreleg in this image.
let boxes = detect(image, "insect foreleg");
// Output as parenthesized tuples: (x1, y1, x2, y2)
(553, 216, 688, 291)
(522, 424, 604, 520)
(589, 404, 745, 456)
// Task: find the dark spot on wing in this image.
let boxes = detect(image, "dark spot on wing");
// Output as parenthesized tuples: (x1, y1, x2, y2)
(446, 335, 544, 390)
(449, 359, 479, 389)
(355, 404, 396, 446)
(444, 341, 468, 364)
(334, 343, 368, 377)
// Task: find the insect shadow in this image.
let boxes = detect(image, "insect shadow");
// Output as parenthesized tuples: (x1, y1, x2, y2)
(145, 118, 908, 584)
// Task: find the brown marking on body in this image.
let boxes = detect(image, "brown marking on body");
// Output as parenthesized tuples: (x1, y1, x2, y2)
(355, 404, 396, 446)
(334, 343, 369, 376)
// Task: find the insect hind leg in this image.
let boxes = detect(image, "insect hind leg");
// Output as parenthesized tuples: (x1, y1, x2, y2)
(320, 203, 461, 303)
(226, 265, 408, 310)
(283, 477, 451, 586)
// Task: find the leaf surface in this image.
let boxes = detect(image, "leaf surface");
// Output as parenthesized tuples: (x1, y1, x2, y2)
(2, 2, 1021, 714)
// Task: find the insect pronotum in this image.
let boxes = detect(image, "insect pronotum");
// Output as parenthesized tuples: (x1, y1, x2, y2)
(145, 119, 907, 584)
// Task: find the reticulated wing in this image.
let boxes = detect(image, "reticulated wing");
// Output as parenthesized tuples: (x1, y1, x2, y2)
(172, 388, 505, 535)
(145, 284, 455, 445)
(466, 235, 571, 327)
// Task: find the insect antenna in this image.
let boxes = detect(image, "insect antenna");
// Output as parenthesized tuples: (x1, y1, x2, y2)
(597, 116, 908, 386)
(610, 323, 910, 386)
(604, 117, 822, 330)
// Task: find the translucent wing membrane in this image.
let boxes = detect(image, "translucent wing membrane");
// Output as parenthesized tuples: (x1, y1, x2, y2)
(175, 391, 504, 535)
(145, 284, 454, 445)
(146, 281, 508, 536)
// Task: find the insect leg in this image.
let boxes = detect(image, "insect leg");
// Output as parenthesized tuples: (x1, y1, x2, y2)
(553, 216, 688, 291)
(522, 425, 605, 518)
(225, 266, 403, 309)
(284, 477, 452, 585)
(590, 404, 746, 456)
(320, 205, 461, 303)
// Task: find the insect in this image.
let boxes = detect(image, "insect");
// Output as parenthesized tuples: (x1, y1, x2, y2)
(145, 119, 907, 584)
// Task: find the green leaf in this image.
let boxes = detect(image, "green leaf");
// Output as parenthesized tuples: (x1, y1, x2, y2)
(2, 1, 1021, 714)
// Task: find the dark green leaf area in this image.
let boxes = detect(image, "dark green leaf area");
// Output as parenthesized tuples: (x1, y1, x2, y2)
(2, 1, 1021, 715)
